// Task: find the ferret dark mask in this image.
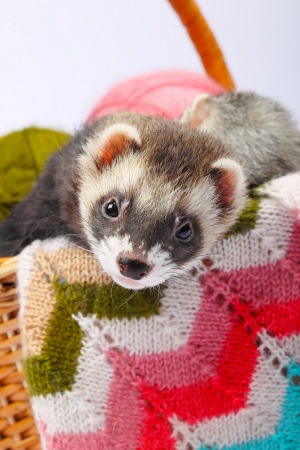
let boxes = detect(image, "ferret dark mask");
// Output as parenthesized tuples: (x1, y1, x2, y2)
(78, 117, 246, 289)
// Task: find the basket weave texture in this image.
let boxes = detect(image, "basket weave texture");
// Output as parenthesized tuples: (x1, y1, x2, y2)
(0, 257, 41, 449)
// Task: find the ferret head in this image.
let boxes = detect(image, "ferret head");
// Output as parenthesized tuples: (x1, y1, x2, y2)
(78, 114, 246, 289)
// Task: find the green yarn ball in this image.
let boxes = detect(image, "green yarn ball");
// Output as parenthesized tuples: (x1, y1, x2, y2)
(0, 127, 71, 221)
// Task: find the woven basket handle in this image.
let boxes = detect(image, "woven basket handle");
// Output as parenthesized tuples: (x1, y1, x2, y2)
(168, 0, 235, 91)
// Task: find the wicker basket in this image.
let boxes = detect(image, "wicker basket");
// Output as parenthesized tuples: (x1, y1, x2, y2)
(0, 1, 234, 448)
(0, 257, 41, 450)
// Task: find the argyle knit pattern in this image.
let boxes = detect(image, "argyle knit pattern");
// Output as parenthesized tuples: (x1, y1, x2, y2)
(19, 172, 300, 450)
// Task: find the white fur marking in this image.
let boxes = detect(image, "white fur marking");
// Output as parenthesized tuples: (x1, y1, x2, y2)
(212, 157, 247, 200)
(98, 123, 141, 150)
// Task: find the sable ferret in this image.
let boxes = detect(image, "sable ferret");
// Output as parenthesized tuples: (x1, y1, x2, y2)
(181, 91, 300, 186)
(0, 111, 246, 289)
(1, 92, 300, 290)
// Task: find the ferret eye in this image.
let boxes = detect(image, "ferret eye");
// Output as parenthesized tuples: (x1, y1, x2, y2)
(175, 222, 193, 241)
(104, 199, 119, 218)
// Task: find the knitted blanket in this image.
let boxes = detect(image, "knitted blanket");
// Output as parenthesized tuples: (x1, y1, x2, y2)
(19, 172, 300, 450)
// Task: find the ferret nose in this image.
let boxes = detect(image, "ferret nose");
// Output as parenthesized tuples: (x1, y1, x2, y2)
(118, 256, 150, 280)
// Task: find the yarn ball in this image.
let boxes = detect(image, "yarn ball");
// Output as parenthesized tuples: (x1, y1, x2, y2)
(87, 69, 225, 123)
(0, 128, 70, 221)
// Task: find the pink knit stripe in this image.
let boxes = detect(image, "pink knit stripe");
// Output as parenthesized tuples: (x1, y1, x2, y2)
(128, 289, 232, 389)
(38, 421, 111, 450)
(38, 363, 146, 448)
(203, 219, 300, 308)
(103, 371, 145, 449)
(39, 406, 140, 450)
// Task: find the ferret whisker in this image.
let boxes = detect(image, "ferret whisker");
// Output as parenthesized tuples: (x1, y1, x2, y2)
(71, 242, 97, 255)
(75, 255, 101, 261)
(64, 232, 84, 240)
(154, 290, 163, 306)
(44, 239, 71, 264)
(116, 289, 138, 308)
(110, 282, 117, 308)
(165, 270, 196, 279)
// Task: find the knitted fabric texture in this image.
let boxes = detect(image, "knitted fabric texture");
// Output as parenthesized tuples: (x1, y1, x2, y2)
(19, 172, 300, 450)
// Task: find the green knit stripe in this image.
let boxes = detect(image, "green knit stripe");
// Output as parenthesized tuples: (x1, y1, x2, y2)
(23, 286, 84, 396)
(52, 280, 162, 321)
(24, 279, 162, 396)
(227, 188, 262, 237)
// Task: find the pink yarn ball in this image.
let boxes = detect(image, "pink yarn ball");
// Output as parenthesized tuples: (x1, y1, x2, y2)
(87, 70, 225, 122)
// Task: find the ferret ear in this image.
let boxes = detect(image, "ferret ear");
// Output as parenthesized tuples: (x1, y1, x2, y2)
(209, 158, 246, 213)
(184, 94, 212, 127)
(96, 123, 141, 170)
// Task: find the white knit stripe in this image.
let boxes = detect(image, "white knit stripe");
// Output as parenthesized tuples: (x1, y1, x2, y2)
(207, 173, 300, 273)
(170, 332, 291, 449)
(39, 432, 48, 450)
(17, 241, 43, 320)
(204, 196, 295, 273)
(38, 236, 72, 254)
(260, 172, 300, 211)
(31, 313, 114, 435)
(72, 276, 202, 356)
(278, 334, 300, 363)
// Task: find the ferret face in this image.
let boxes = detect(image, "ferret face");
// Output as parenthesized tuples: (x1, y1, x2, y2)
(78, 115, 246, 289)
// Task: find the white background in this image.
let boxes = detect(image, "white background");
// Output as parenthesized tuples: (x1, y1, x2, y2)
(1, 0, 300, 136)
